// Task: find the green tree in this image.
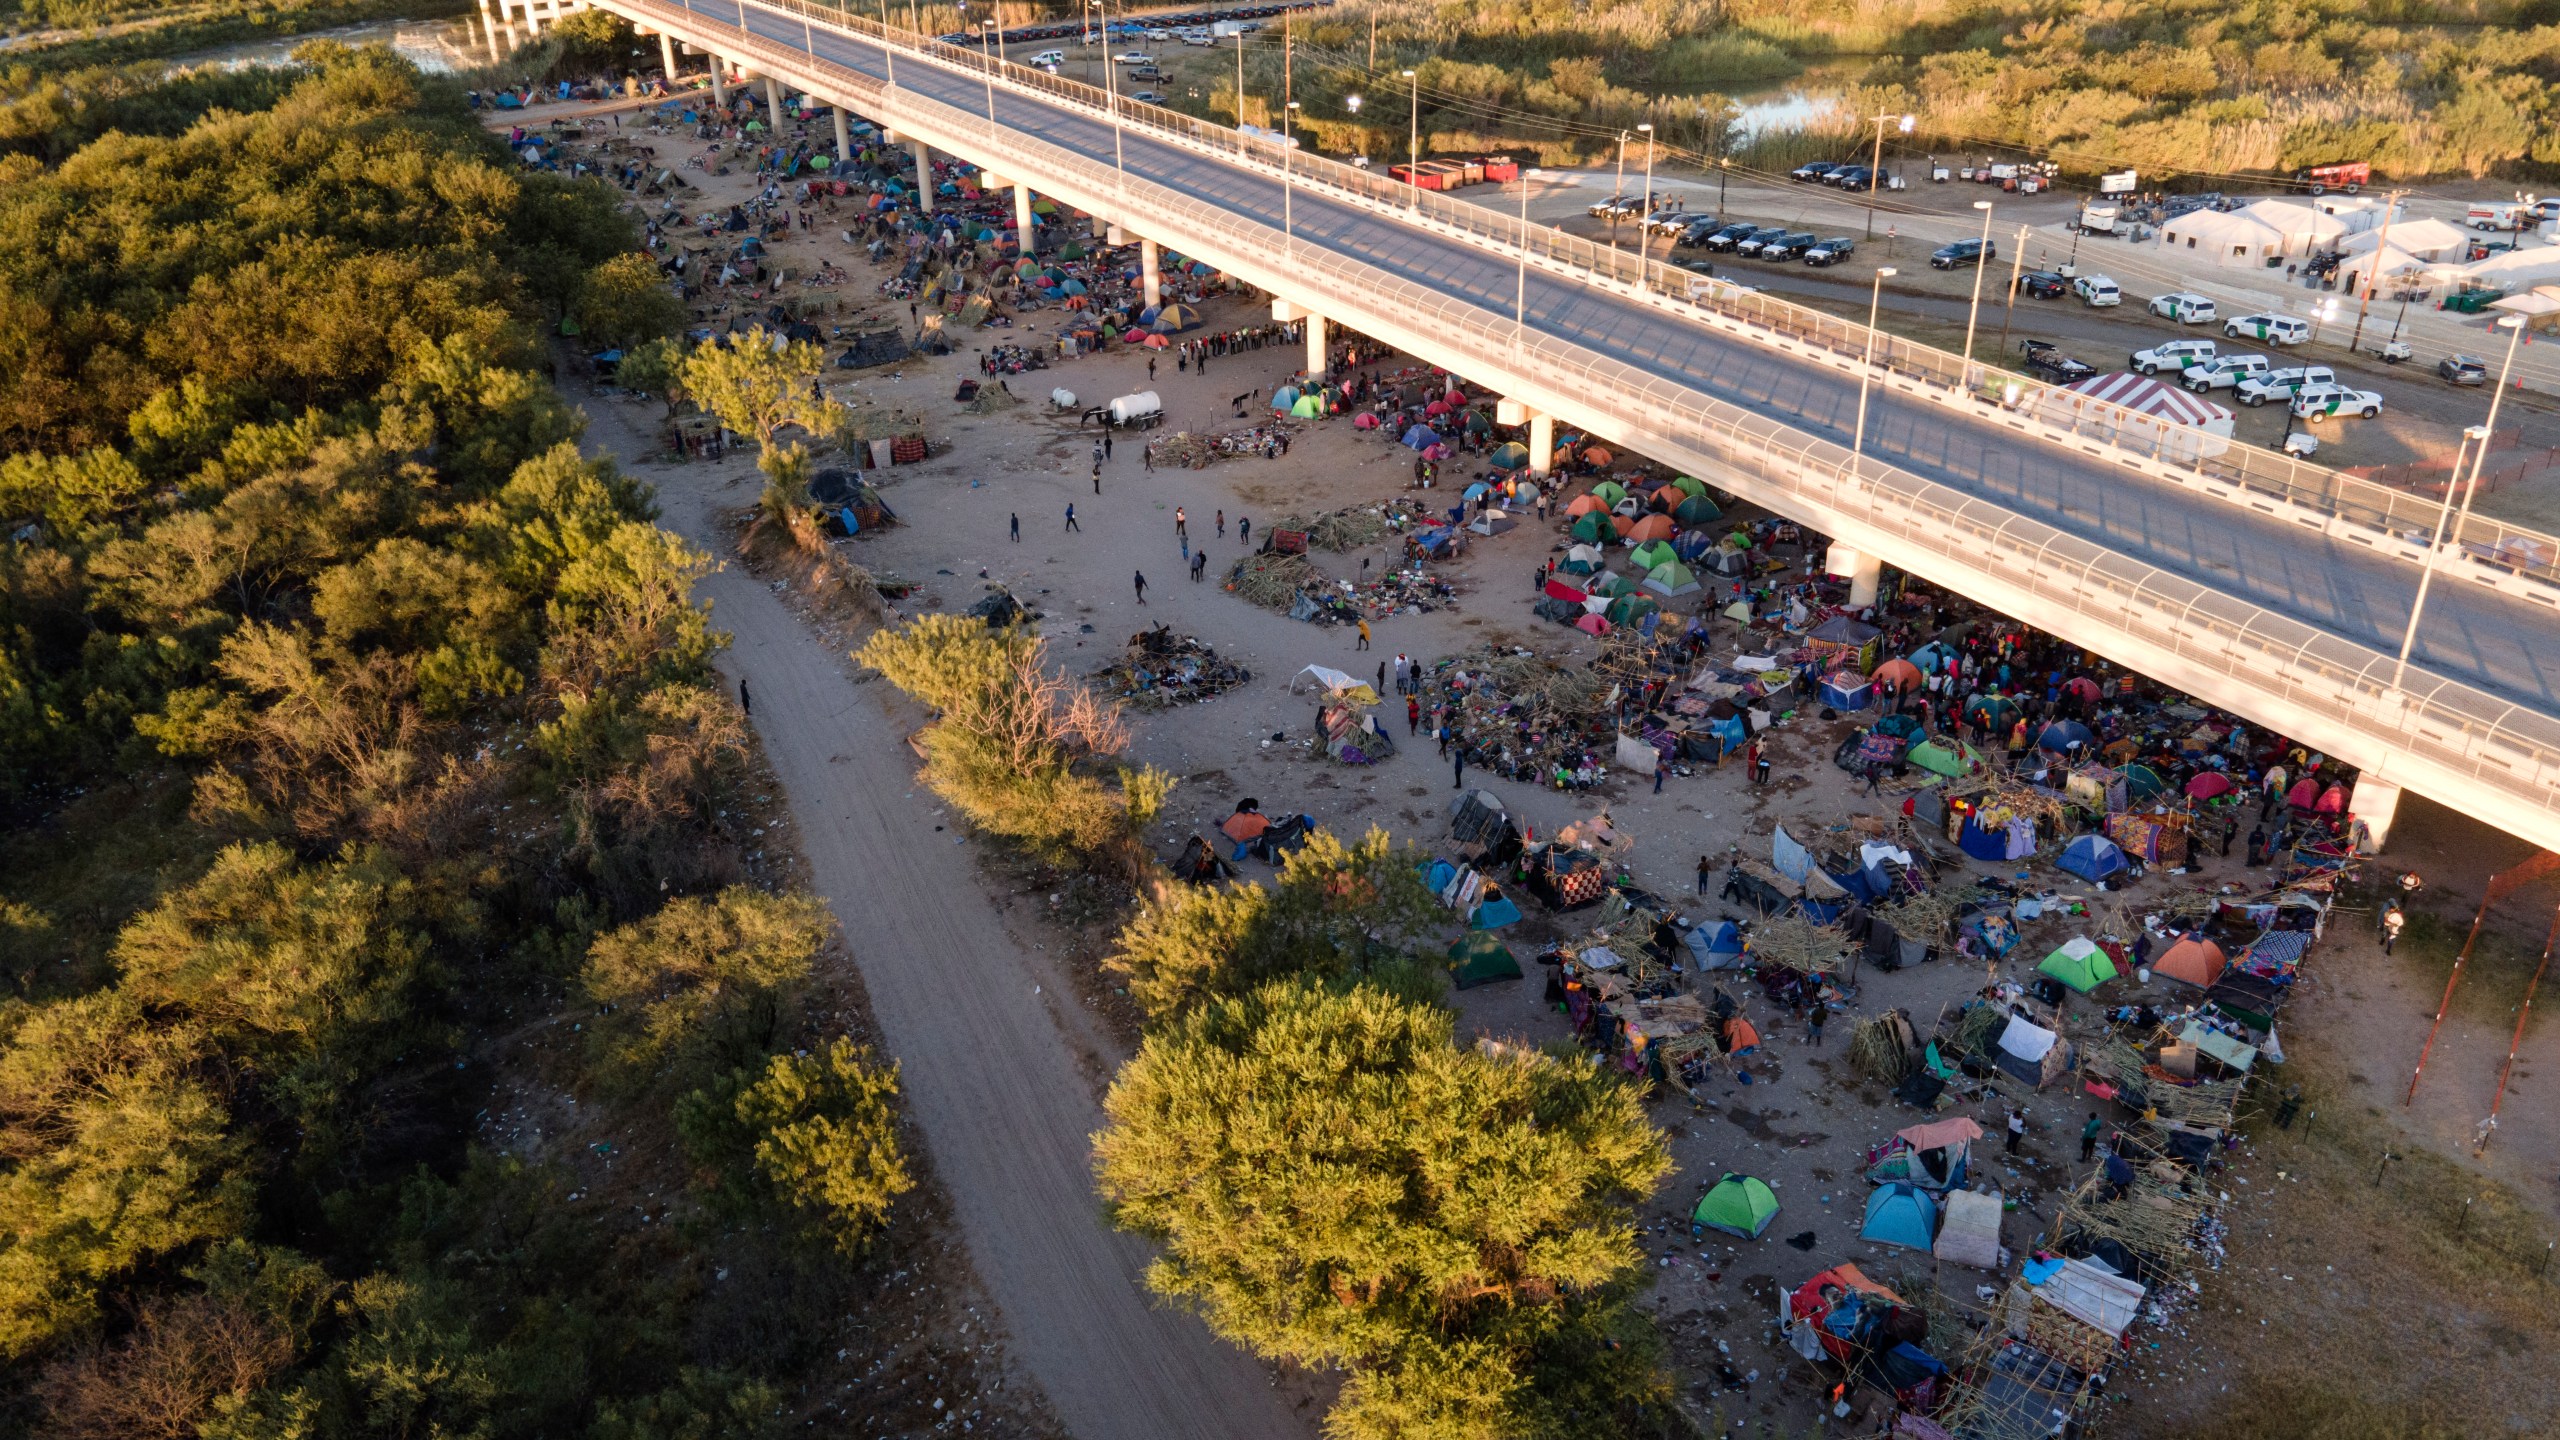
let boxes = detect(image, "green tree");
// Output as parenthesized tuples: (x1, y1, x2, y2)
(578, 888, 829, 1093)
(614, 337, 690, 421)
(575, 253, 684, 351)
(588, 1368, 787, 1440)
(1094, 978, 1672, 1440)
(1107, 826, 1442, 1018)
(676, 1038, 914, 1254)
(676, 327, 844, 476)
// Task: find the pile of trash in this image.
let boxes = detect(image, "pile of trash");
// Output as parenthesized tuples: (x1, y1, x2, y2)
(1226, 550, 1331, 611)
(1422, 646, 1616, 788)
(1274, 504, 1393, 553)
(1146, 422, 1299, 470)
(979, 344, 1048, 374)
(1095, 627, 1250, 709)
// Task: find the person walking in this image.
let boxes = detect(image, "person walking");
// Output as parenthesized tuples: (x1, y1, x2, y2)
(1215, 508, 1226, 538)
(1133, 570, 1148, 605)
(1174, 507, 1187, 540)
(2381, 900, 2404, 955)
(1064, 503, 1080, 532)
(1653, 760, 1666, 795)
(1697, 854, 1713, 896)
(1355, 619, 1372, 651)
(1407, 695, 1421, 734)
(1805, 1000, 1828, 1048)
(1142, 445, 1153, 472)
(1147, 356, 1157, 382)
(1452, 747, 1466, 789)
(2005, 1107, 2027, 1156)
(2080, 1113, 2104, 1163)
(1103, 432, 1114, 461)
(1376, 660, 1387, 695)
(1238, 516, 1250, 548)
(1092, 460, 1102, 495)
(739, 677, 751, 716)
(1009, 512, 1020, 542)
(1191, 549, 1208, 582)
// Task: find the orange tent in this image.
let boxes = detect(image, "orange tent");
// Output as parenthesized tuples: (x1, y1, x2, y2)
(1873, 657, 1924, 691)
(1724, 1015, 1761, 1052)
(1565, 494, 1609, 517)
(2153, 937, 2226, 988)
(1584, 445, 1615, 466)
(1220, 811, 1271, 842)
(1625, 513, 1677, 543)
(1610, 513, 1637, 537)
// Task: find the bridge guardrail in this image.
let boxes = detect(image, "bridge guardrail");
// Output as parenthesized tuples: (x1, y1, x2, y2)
(693, 0, 2560, 596)
(648, 0, 2560, 839)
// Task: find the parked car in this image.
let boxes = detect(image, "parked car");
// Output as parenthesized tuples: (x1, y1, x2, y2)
(2235, 364, 2338, 406)
(2224, 312, 2310, 345)
(1129, 89, 1166, 103)
(2017, 271, 2068, 299)
(2130, 338, 2217, 375)
(2291, 383, 2384, 421)
(2019, 339, 2095, 381)
(1762, 231, 1821, 260)
(1111, 50, 1155, 64)
(2182, 354, 2272, 392)
(2439, 354, 2489, 385)
(1128, 65, 1163, 80)
(1141, 27, 1172, 40)
(2149, 291, 2219, 324)
(1801, 236, 1857, 266)
(1585, 194, 1633, 219)
(2073, 274, 2122, 307)
(1645, 210, 1711, 235)
(1734, 227, 1795, 258)
(1675, 220, 1725, 248)
(1030, 48, 1067, 64)
(1181, 29, 1215, 43)
(1791, 160, 1846, 182)
(1828, 165, 1878, 191)
(1701, 223, 1763, 251)
(1929, 238, 1995, 269)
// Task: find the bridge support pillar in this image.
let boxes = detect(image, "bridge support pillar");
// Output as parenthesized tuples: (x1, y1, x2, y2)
(658, 31, 677, 80)
(1827, 544, 1882, 608)
(1528, 411, 1554, 477)
(832, 108, 852, 162)
(708, 55, 727, 103)
(912, 139, 935, 212)
(1140, 237, 1161, 307)
(1304, 313, 1327, 376)
(1013, 182, 1034, 242)
(2350, 777, 2403, 851)
(762, 77, 784, 133)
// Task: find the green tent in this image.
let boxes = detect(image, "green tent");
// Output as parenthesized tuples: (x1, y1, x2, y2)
(1571, 512, 1613, 544)
(1291, 393, 1322, 418)
(1606, 593, 1659, 626)
(2037, 937, 2120, 995)
(1629, 539, 1677, 571)
(1588, 480, 1628, 506)
(1584, 569, 1632, 597)
(2124, 763, 2170, 802)
(1671, 475, 1710, 499)
(1449, 933, 1523, 990)
(1692, 1172, 1780, 1239)
(1488, 440, 1531, 470)
(1674, 494, 1723, 525)
(1907, 738, 1985, 778)
(1642, 560, 1700, 597)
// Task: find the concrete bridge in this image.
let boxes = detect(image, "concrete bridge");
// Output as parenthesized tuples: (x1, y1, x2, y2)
(558, 0, 2560, 854)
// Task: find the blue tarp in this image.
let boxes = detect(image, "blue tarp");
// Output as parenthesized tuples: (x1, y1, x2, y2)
(1861, 1183, 1939, 1252)
(1821, 674, 1874, 711)
(1685, 920, 1746, 970)
(1772, 824, 1814, 884)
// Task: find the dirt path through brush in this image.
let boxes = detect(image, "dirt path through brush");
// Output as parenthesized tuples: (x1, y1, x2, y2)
(582, 401, 1315, 1440)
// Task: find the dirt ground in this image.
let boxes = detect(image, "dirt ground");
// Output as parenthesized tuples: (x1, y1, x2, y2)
(525, 84, 2560, 1439)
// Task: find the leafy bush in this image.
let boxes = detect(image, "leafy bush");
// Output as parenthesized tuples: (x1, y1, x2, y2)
(578, 888, 829, 1094)
(676, 1039, 915, 1254)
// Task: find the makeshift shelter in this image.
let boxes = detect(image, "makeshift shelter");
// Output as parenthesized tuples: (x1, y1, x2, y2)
(1448, 932, 1524, 989)
(2036, 372, 2235, 464)
(1693, 1173, 1782, 1239)
(1819, 672, 1875, 712)
(1933, 1188, 2005, 1269)
(1684, 919, 1746, 970)
(2037, 936, 2120, 994)
(1995, 1012, 2072, 1087)
(2056, 834, 2129, 883)
(1908, 737, 1986, 778)
(2154, 936, 2228, 988)
(1785, 1264, 1909, 1365)
(1864, 1117, 1980, 1192)
(1860, 1183, 1940, 1252)
(1806, 614, 1883, 673)
(1292, 664, 1378, 705)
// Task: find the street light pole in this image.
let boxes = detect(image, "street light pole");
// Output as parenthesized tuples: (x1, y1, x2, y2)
(2394, 312, 2526, 690)
(1854, 266, 1898, 473)
(1865, 112, 1912, 239)
(1718, 156, 1728, 214)
(977, 20, 996, 121)
(1402, 68, 1418, 205)
(1282, 98, 1299, 249)
(1959, 198, 1993, 383)
(1638, 122, 1656, 250)
(1611, 130, 1628, 252)
(1089, 0, 1124, 189)
(1516, 170, 1531, 357)
(1995, 223, 2030, 356)
(878, 0, 896, 86)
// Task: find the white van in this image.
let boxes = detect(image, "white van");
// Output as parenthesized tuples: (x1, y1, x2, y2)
(2073, 274, 2121, 307)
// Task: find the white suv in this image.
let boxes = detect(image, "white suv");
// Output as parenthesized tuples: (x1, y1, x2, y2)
(2181, 354, 2271, 392)
(2234, 364, 2338, 406)
(2130, 338, 2216, 375)
(2291, 384, 2383, 421)
(2224, 312, 2311, 345)
(2149, 291, 2219, 324)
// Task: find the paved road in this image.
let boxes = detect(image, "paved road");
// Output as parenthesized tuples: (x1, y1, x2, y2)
(664, 0, 2560, 721)
(578, 404, 1317, 1440)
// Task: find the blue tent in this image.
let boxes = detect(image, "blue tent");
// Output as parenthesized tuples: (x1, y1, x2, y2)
(1272, 385, 1300, 412)
(1710, 713, 1749, 748)
(1860, 1183, 1939, 1252)
(1138, 304, 1163, 325)
(1471, 890, 1523, 930)
(1402, 424, 1442, 450)
(1685, 919, 1746, 970)
(1820, 674, 1874, 711)
(2057, 834, 2129, 883)
(2036, 720, 2095, 753)
(1672, 529, 1715, 561)
(1463, 481, 1493, 500)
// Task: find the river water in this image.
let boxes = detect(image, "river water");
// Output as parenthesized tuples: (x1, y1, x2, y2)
(166, 15, 481, 73)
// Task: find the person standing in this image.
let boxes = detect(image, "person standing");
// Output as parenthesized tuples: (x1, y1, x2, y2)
(1752, 742, 1771, 787)
(1215, 508, 1226, 539)
(2382, 900, 2404, 955)
(739, 677, 751, 716)
(2080, 1113, 2104, 1163)
(1133, 570, 1148, 605)
(1147, 356, 1157, 382)
(2005, 1107, 2027, 1156)
(1009, 512, 1020, 543)
(1064, 503, 1080, 532)
(1174, 507, 1187, 541)
(1697, 854, 1713, 895)
(1092, 460, 1102, 495)
(1103, 432, 1113, 461)
(1355, 619, 1372, 651)
(1407, 695, 1421, 734)
(1805, 1000, 1827, 1048)
(1452, 747, 1466, 789)
(1376, 660, 1387, 695)
(1238, 516, 1250, 548)
(1653, 761, 1666, 795)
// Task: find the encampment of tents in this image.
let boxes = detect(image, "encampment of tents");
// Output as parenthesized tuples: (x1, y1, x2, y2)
(2154, 936, 2228, 988)
(1692, 1173, 1781, 1239)
(2038, 936, 2120, 994)
(1860, 1183, 1939, 1251)
(2057, 834, 2129, 883)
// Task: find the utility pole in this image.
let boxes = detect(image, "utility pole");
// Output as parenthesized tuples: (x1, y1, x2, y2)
(1864, 111, 1913, 239)
(1995, 223, 2031, 355)
(2349, 187, 2409, 352)
(1367, 9, 1375, 69)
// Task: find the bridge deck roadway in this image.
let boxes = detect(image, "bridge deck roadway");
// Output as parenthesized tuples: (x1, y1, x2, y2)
(631, 0, 2560, 849)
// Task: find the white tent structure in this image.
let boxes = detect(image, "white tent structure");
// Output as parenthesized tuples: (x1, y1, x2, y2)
(2234, 200, 2351, 257)
(2035, 372, 2234, 464)
(2337, 244, 2436, 292)
(2160, 207, 2288, 267)
(2341, 217, 2468, 263)
(2461, 242, 2560, 292)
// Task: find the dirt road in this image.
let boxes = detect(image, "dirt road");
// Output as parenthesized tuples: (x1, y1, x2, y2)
(580, 402, 1316, 1440)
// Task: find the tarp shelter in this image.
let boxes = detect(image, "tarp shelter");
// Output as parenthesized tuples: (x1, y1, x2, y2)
(2036, 372, 2235, 464)
(1861, 1183, 1939, 1252)
(1908, 738, 1986, 778)
(1685, 919, 1746, 970)
(2028, 1258, 2145, 1339)
(1933, 1188, 2005, 1269)
(1292, 664, 1379, 705)
(1807, 614, 1883, 672)
(2038, 936, 2120, 993)
(2057, 834, 2129, 883)
(1820, 672, 1875, 711)
(2177, 1020, 2258, 1074)
(1448, 932, 1524, 989)
(2155, 936, 2227, 988)
(1693, 1173, 1782, 1238)
(1996, 1012, 2071, 1086)
(1865, 1117, 1980, 1191)
(1786, 1265, 1906, 1365)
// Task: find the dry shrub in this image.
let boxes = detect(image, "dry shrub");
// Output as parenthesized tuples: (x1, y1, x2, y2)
(33, 1295, 291, 1440)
